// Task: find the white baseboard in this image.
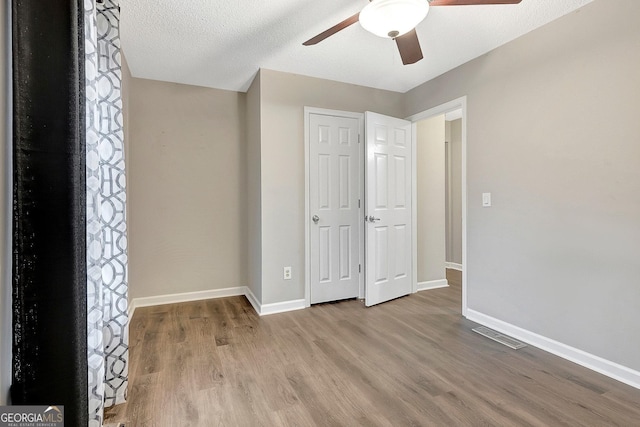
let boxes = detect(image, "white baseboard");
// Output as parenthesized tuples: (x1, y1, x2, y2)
(128, 300, 137, 320)
(445, 262, 463, 271)
(244, 287, 261, 315)
(133, 286, 246, 309)
(417, 279, 449, 291)
(260, 299, 306, 316)
(466, 309, 640, 390)
(128, 286, 306, 318)
(241, 286, 305, 316)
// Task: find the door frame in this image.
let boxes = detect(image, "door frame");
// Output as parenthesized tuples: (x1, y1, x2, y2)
(304, 107, 365, 308)
(406, 96, 468, 316)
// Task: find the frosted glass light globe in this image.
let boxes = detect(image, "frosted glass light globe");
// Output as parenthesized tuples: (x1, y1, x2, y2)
(359, 0, 430, 39)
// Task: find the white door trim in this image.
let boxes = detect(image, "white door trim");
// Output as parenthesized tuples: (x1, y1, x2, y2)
(304, 107, 365, 307)
(405, 96, 468, 316)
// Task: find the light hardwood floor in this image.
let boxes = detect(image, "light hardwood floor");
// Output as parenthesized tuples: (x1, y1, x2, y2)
(105, 270, 640, 426)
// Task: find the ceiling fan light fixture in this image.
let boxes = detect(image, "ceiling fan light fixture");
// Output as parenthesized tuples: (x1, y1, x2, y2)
(359, 0, 430, 39)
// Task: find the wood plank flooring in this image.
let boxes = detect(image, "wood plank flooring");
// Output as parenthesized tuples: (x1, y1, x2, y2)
(105, 270, 640, 426)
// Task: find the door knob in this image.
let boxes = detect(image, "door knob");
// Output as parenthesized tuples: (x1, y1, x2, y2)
(312, 215, 320, 224)
(368, 216, 381, 223)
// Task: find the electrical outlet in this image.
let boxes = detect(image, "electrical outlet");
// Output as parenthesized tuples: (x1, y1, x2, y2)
(283, 266, 292, 280)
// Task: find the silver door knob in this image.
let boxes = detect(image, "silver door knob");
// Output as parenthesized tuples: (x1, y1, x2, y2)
(312, 215, 320, 224)
(368, 216, 381, 223)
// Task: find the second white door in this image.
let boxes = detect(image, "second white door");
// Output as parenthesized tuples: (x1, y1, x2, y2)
(365, 111, 413, 306)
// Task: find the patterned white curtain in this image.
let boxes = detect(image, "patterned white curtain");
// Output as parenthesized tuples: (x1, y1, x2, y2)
(84, 0, 129, 426)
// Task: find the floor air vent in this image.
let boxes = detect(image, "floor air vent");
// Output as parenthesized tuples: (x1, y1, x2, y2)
(472, 326, 527, 350)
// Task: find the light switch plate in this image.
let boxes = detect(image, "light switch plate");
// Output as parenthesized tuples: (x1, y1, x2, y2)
(482, 193, 492, 207)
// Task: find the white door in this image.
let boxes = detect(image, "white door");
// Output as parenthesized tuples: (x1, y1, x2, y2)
(365, 111, 413, 306)
(309, 113, 362, 304)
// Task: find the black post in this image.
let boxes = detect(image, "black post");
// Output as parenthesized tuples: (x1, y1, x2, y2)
(11, 1, 88, 425)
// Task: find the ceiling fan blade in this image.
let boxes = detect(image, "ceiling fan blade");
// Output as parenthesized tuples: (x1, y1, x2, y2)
(429, 0, 521, 5)
(303, 13, 360, 46)
(395, 29, 423, 65)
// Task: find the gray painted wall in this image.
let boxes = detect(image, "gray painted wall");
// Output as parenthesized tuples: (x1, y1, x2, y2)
(405, 0, 640, 371)
(246, 73, 262, 302)
(258, 69, 405, 304)
(446, 118, 463, 265)
(416, 115, 446, 283)
(124, 69, 405, 306)
(0, 0, 10, 405)
(127, 78, 248, 299)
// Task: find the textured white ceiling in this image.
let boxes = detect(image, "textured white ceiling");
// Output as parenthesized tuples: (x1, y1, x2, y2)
(121, 0, 594, 93)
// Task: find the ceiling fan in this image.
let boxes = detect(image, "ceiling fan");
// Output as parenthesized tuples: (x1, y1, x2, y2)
(303, 0, 522, 65)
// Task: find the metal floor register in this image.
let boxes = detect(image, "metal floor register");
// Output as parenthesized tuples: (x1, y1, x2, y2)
(472, 326, 527, 350)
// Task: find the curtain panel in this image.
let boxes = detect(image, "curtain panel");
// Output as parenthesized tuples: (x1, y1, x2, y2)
(85, 0, 129, 425)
